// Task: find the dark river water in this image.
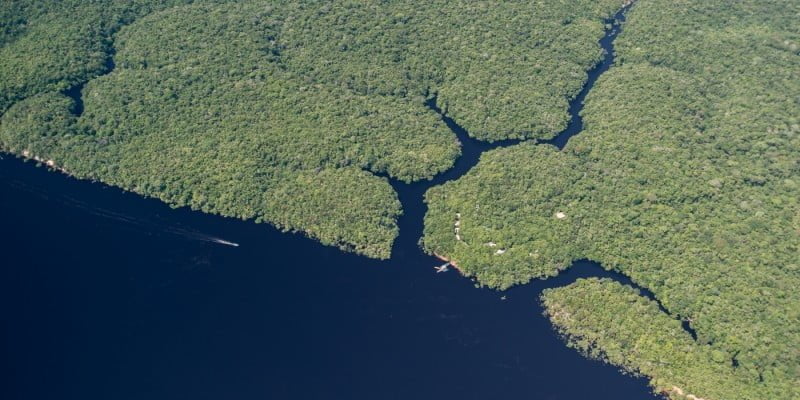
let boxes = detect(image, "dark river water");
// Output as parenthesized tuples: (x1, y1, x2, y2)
(1, 5, 664, 400)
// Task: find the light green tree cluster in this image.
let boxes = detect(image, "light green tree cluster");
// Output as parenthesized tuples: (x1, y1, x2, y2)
(0, 0, 204, 113)
(542, 278, 795, 400)
(0, 0, 623, 258)
(423, 0, 799, 397)
(279, 0, 623, 140)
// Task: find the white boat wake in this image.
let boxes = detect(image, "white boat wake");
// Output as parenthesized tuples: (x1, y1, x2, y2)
(208, 238, 240, 247)
(5, 178, 241, 248)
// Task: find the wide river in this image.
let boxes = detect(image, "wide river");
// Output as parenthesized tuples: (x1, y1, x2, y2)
(1, 4, 664, 400)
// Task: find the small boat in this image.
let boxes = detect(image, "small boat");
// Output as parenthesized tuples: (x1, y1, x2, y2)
(434, 263, 450, 273)
(212, 238, 240, 247)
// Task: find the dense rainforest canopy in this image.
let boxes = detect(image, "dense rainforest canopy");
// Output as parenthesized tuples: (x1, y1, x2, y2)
(0, 0, 622, 258)
(2, 1, 798, 399)
(542, 278, 773, 400)
(423, 0, 799, 398)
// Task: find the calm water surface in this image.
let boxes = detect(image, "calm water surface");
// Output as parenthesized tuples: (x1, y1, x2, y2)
(0, 157, 658, 400)
(0, 5, 662, 400)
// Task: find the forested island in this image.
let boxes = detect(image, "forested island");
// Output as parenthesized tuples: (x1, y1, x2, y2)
(1, 1, 797, 399)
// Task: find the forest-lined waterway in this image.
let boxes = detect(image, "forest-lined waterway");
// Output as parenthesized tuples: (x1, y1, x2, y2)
(403, 1, 694, 341)
(0, 4, 665, 400)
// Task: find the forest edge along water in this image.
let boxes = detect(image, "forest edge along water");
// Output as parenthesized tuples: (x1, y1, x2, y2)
(0, 2, 674, 400)
(306, 0, 688, 364)
(388, 1, 698, 339)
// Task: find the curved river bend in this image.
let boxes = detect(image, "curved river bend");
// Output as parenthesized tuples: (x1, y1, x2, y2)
(1, 4, 667, 400)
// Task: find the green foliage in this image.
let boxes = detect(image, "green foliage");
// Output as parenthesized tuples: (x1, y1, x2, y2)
(542, 278, 797, 400)
(0, 0, 206, 113)
(423, 0, 799, 397)
(2, 0, 797, 396)
(0, 8, 106, 113)
(280, 0, 624, 140)
(0, 92, 77, 152)
(0, 0, 623, 258)
(423, 143, 586, 288)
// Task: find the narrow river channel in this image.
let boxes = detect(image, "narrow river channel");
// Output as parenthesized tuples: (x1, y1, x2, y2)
(0, 3, 668, 400)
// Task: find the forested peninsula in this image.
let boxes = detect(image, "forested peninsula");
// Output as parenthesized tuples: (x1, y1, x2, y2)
(423, 0, 799, 398)
(0, 0, 621, 258)
(1, 1, 798, 399)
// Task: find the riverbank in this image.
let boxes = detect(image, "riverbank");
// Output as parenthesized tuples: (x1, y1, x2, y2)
(0, 154, 660, 400)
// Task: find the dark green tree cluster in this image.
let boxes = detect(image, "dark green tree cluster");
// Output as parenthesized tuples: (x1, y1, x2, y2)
(0, 0, 208, 113)
(279, 0, 623, 140)
(0, 0, 623, 258)
(542, 278, 794, 400)
(423, 0, 798, 397)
